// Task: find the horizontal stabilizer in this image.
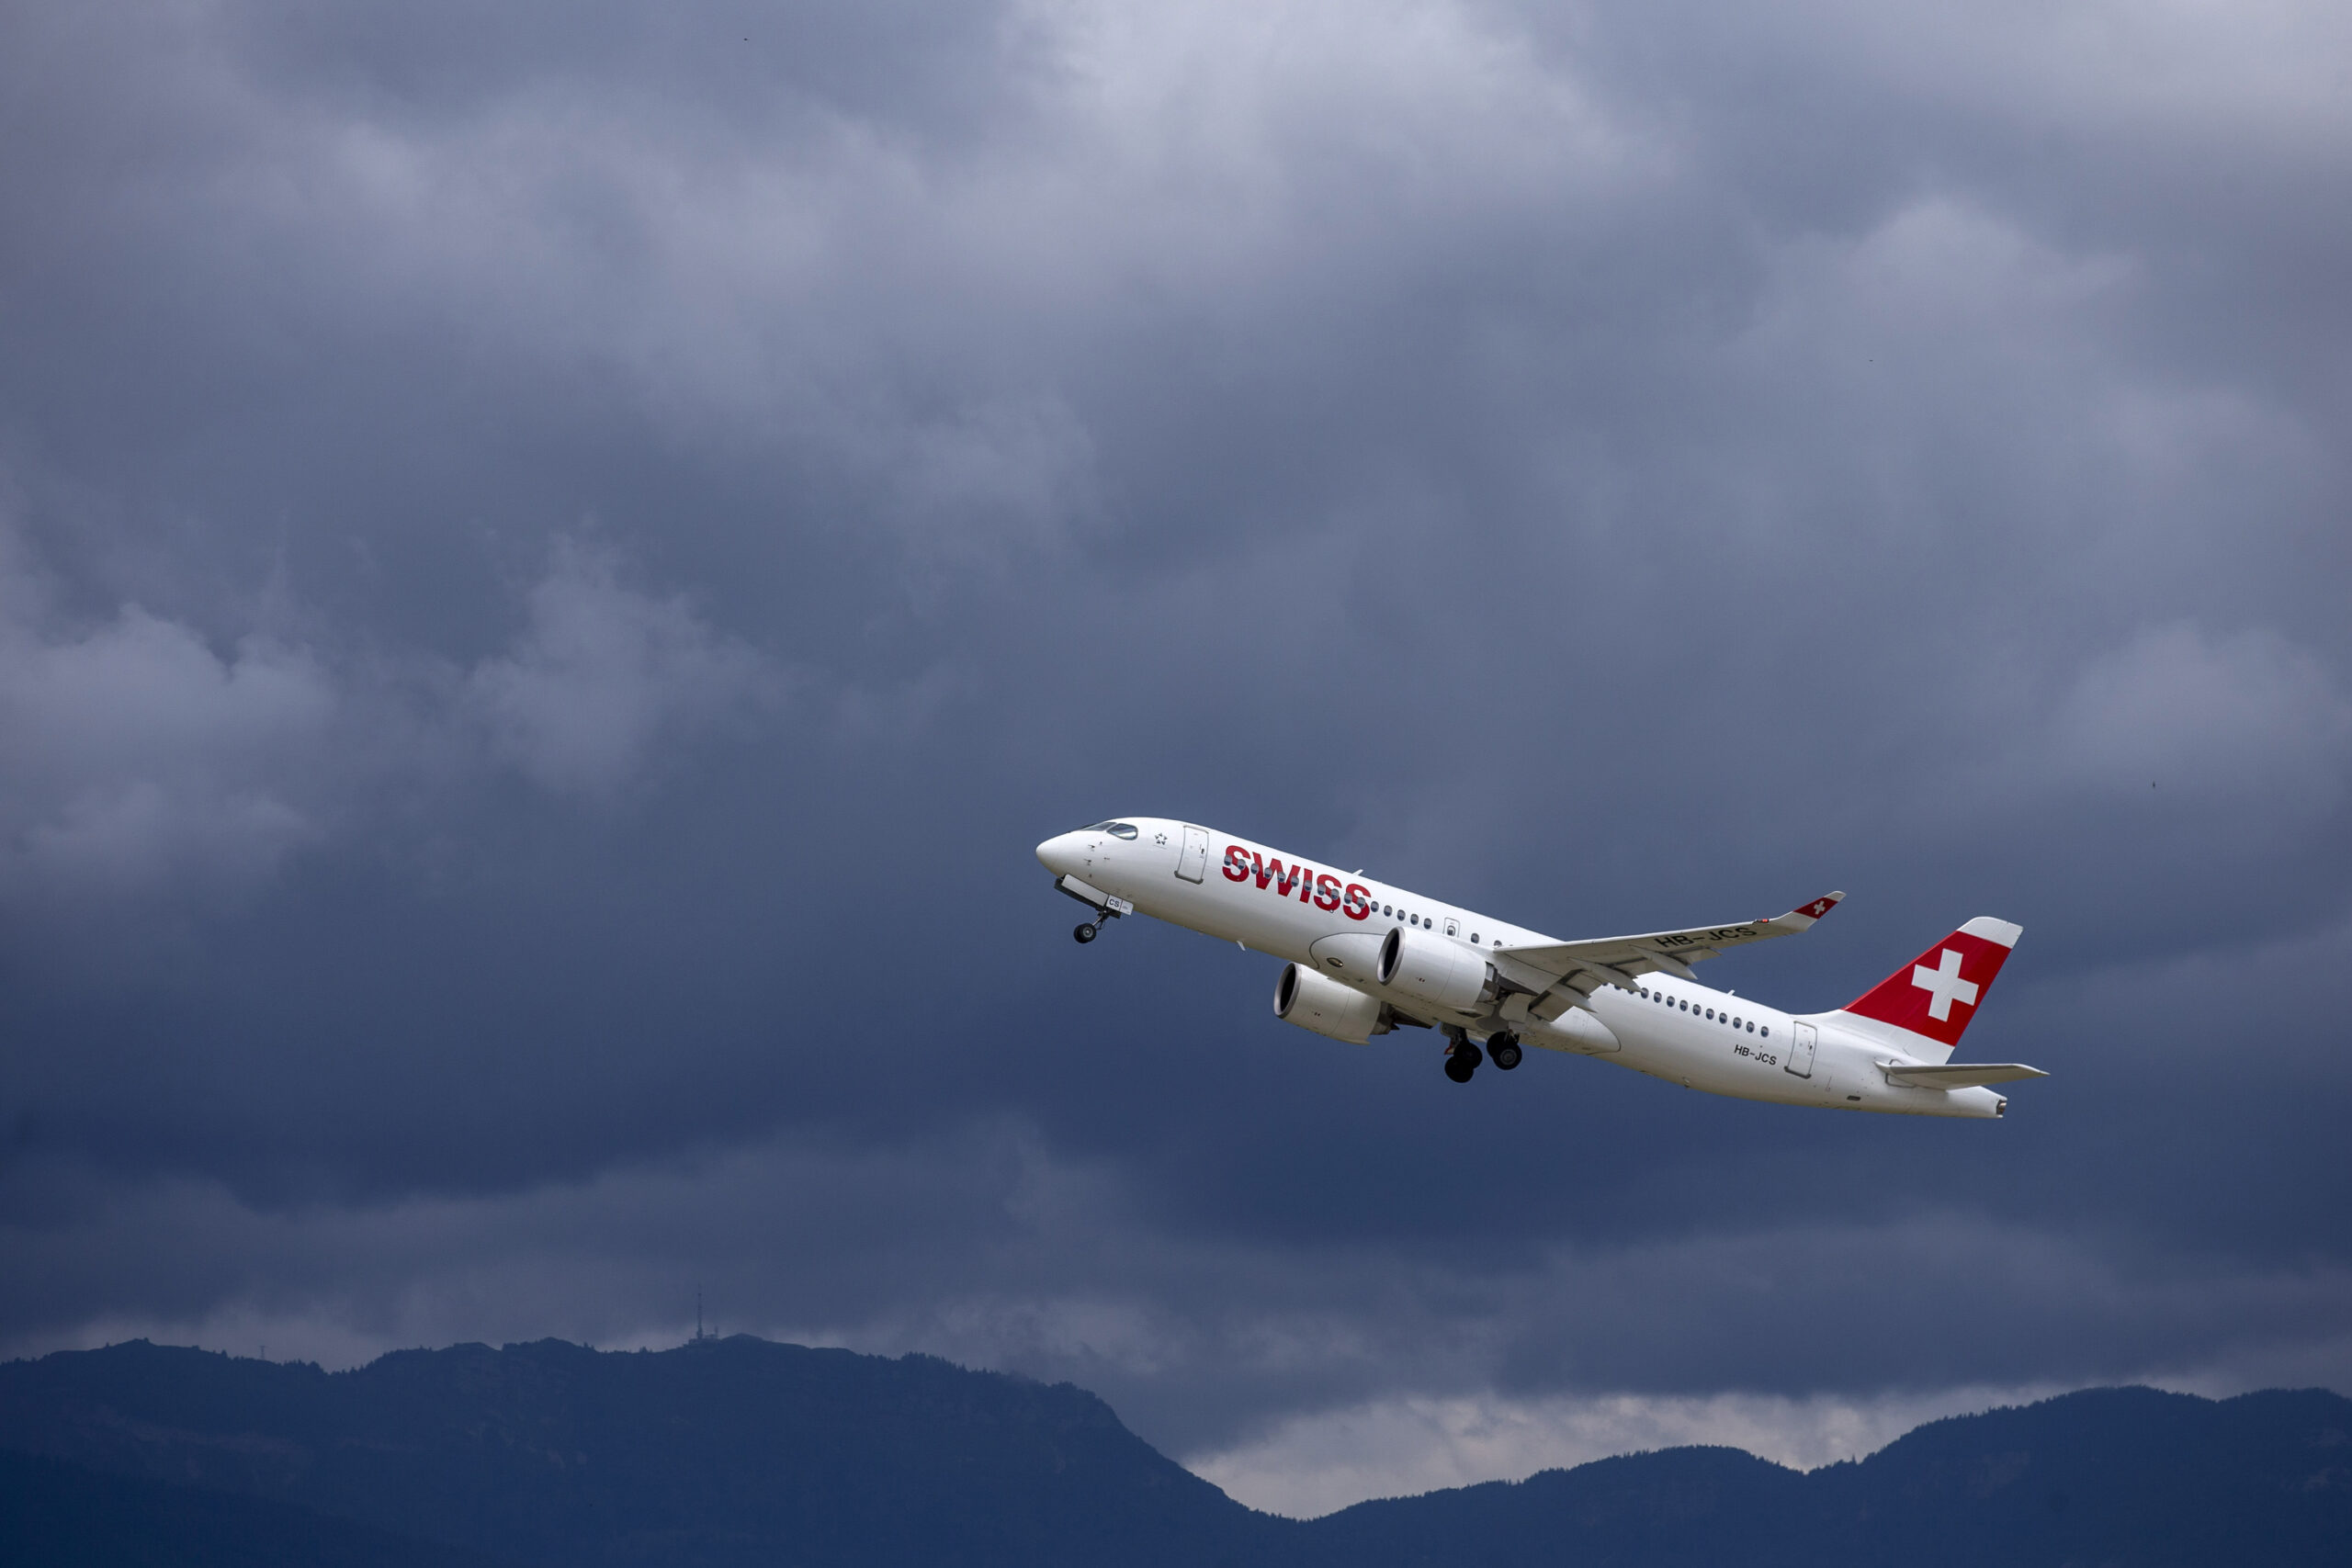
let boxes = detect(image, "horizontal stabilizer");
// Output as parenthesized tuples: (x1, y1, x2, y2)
(1882, 1062, 2049, 1090)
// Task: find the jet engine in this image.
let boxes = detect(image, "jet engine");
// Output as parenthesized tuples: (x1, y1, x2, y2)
(1377, 925, 1496, 1014)
(1273, 963, 1386, 1044)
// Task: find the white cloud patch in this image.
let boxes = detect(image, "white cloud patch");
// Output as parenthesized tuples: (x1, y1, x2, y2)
(469, 542, 784, 799)
(0, 523, 790, 907)
(1185, 1382, 2068, 1518)
(1927, 621, 2352, 838)
(2044, 622, 2352, 808)
(0, 573, 336, 902)
(880, 394, 1102, 553)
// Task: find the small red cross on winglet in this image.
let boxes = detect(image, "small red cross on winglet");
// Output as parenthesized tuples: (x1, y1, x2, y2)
(1765, 892, 1845, 925)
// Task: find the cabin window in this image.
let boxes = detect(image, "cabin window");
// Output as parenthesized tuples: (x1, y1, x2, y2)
(1470, 932, 1479, 942)
(1761, 1027, 1770, 1037)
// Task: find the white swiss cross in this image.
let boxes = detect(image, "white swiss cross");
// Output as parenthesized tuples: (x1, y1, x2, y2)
(1911, 948, 1980, 1021)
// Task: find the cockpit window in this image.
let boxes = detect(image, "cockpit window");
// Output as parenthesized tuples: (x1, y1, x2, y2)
(1080, 820, 1140, 839)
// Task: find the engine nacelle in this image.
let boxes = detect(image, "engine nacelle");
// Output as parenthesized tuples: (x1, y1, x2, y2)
(1377, 925, 1495, 1014)
(1273, 963, 1385, 1044)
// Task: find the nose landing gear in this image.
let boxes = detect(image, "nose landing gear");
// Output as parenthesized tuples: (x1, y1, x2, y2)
(1055, 874, 1133, 946)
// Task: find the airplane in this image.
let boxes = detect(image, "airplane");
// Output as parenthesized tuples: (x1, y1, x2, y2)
(1035, 818, 2047, 1118)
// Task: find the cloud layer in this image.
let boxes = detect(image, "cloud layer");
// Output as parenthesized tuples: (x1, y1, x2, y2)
(2, 0, 2347, 1511)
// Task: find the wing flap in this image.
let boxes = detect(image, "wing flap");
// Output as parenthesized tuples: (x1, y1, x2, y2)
(1882, 1062, 2049, 1090)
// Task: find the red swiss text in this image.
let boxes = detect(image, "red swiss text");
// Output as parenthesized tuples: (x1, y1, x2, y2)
(1223, 845, 1371, 920)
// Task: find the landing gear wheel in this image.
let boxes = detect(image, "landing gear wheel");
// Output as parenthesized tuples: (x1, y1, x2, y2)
(1073, 922, 1099, 943)
(1487, 1032, 1523, 1071)
(1443, 1036, 1484, 1082)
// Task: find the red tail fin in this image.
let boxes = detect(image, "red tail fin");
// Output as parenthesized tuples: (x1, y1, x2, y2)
(1842, 917, 2022, 1050)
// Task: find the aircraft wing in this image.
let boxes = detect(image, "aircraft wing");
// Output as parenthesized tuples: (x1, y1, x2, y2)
(1494, 892, 1844, 1015)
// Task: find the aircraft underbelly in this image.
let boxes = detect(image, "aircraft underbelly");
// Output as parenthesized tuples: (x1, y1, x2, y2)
(1597, 1001, 1823, 1104)
(1141, 875, 1329, 961)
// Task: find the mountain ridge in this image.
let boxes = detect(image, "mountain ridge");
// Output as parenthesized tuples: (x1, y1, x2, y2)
(4, 1336, 2346, 1566)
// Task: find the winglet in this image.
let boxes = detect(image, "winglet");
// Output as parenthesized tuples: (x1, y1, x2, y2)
(1768, 891, 1845, 931)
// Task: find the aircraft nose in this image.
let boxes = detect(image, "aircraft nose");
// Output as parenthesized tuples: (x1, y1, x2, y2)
(1035, 833, 1081, 876)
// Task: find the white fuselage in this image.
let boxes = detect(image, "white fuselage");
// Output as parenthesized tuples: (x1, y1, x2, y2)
(1037, 818, 2006, 1119)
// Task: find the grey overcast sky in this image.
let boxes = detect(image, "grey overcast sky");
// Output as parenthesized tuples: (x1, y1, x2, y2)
(3, 0, 2349, 1518)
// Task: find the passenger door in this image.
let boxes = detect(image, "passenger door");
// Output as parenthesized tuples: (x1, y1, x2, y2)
(1176, 825, 1210, 884)
(1784, 1021, 1817, 1079)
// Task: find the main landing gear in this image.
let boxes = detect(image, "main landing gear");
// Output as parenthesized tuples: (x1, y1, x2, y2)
(1443, 1030, 1521, 1082)
(1443, 1032, 1483, 1083)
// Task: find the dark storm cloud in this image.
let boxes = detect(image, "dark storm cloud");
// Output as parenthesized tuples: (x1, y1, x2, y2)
(3, 0, 2349, 1500)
